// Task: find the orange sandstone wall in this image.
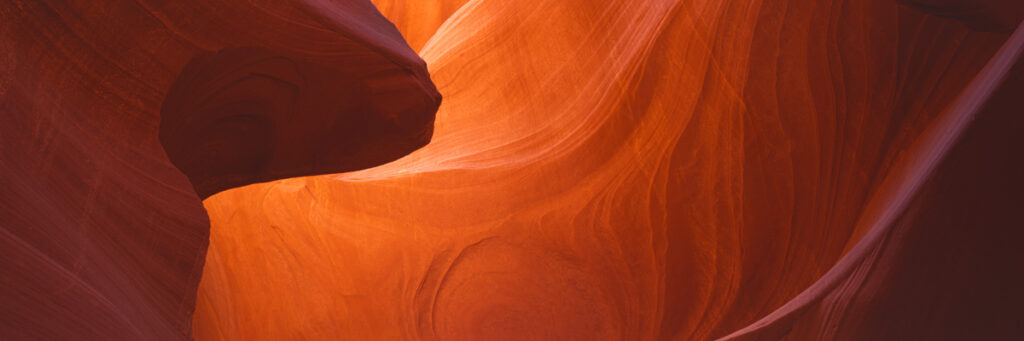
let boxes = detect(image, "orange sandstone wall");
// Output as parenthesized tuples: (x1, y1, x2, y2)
(4, 0, 1023, 340)
(194, 0, 1022, 340)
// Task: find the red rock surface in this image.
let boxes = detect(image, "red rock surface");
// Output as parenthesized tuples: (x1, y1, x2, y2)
(160, 45, 438, 199)
(3, 0, 1023, 340)
(1, 0, 437, 339)
(195, 0, 1024, 340)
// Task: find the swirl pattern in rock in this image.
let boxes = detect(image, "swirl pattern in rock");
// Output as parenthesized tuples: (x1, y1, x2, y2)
(4, 0, 1023, 340)
(193, 0, 1024, 340)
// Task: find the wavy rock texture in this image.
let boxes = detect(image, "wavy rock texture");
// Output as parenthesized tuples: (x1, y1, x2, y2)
(193, 0, 1023, 340)
(1, 0, 437, 340)
(4, 0, 1023, 340)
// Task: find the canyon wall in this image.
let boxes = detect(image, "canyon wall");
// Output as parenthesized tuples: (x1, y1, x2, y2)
(3, 0, 1022, 340)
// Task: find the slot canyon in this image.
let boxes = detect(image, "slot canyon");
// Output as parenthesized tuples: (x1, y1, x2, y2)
(2, 0, 1023, 340)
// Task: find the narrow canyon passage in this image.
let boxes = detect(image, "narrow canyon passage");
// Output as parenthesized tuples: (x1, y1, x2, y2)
(194, 0, 1024, 340)
(3, 0, 1023, 340)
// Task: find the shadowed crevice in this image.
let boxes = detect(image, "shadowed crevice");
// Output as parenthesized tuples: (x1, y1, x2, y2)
(159, 46, 440, 199)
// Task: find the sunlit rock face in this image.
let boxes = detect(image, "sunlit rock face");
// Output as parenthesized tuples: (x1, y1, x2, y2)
(194, 0, 1024, 340)
(3, 0, 1023, 340)
(1, 0, 437, 339)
